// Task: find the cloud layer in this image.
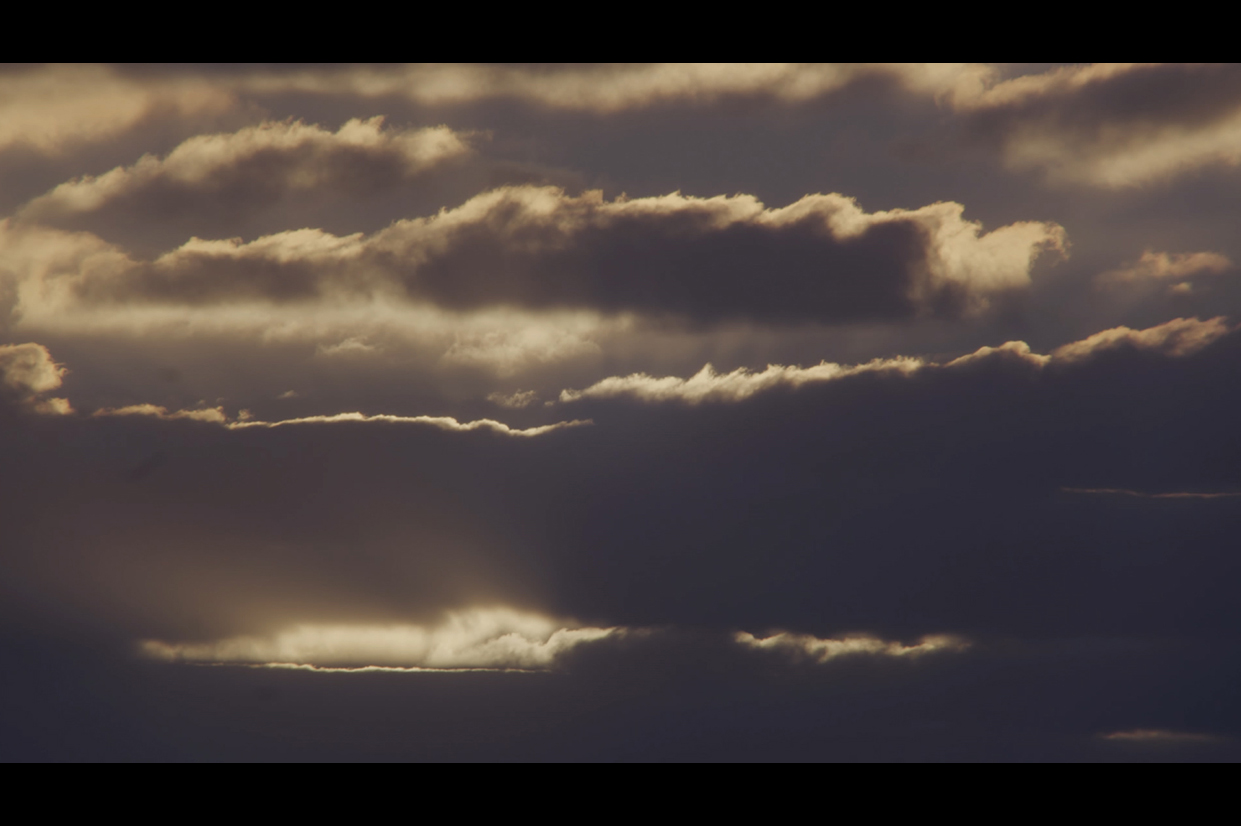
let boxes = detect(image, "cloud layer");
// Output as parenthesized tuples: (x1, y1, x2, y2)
(5, 64, 1241, 761)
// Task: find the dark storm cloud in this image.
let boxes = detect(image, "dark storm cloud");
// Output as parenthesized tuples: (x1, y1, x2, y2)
(11, 186, 1064, 324)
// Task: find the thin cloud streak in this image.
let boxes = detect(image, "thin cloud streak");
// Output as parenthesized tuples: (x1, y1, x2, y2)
(228, 411, 592, 438)
(1100, 729, 1226, 743)
(1063, 488, 1241, 500)
(559, 317, 1232, 406)
(736, 632, 970, 663)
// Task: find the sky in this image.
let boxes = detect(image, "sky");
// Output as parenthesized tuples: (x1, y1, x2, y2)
(3, 63, 1241, 761)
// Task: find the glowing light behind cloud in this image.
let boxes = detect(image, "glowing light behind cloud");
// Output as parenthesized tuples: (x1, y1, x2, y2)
(141, 608, 617, 671)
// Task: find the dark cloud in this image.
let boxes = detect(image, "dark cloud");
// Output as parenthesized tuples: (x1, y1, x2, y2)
(29, 187, 1063, 324)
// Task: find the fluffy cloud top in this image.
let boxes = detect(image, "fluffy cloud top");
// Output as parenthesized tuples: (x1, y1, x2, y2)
(0, 341, 72, 414)
(0, 341, 65, 396)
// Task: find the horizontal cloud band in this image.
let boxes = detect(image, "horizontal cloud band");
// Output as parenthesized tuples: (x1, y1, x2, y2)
(4, 187, 1066, 324)
(559, 317, 1232, 405)
(141, 607, 969, 671)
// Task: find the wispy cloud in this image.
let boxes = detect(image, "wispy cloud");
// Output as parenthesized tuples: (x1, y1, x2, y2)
(229, 411, 591, 438)
(1063, 488, 1241, 500)
(736, 632, 969, 663)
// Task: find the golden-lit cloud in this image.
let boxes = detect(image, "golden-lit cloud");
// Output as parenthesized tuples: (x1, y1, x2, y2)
(559, 318, 1231, 406)
(1049, 316, 1232, 362)
(0, 64, 234, 155)
(92, 403, 227, 423)
(229, 411, 591, 437)
(487, 389, 539, 409)
(0, 341, 66, 395)
(0, 341, 72, 414)
(19, 118, 470, 223)
(141, 608, 617, 670)
(236, 63, 991, 112)
(1099, 250, 1233, 289)
(735, 631, 969, 663)
(5, 187, 1065, 323)
(560, 357, 922, 405)
(956, 63, 1241, 187)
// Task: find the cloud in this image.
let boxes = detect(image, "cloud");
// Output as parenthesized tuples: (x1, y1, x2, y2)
(315, 337, 379, 357)
(234, 63, 991, 112)
(1099, 251, 1233, 288)
(0, 64, 234, 155)
(560, 357, 922, 404)
(20, 186, 1064, 323)
(18, 118, 471, 226)
(0, 341, 72, 414)
(228, 411, 591, 438)
(141, 608, 616, 670)
(488, 390, 539, 409)
(735, 632, 969, 663)
(560, 318, 1229, 405)
(957, 63, 1241, 187)
(93, 403, 227, 424)
(1049, 316, 1232, 362)
(0, 341, 66, 396)
(1062, 488, 1241, 500)
(1100, 729, 1225, 744)
(442, 325, 602, 374)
